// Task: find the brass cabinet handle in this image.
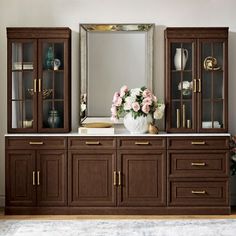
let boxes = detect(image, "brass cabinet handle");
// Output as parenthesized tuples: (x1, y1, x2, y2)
(38, 78, 42, 92)
(191, 190, 206, 194)
(134, 141, 150, 145)
(33, 79, 37, 93)
(113, 171, 117, 186)
(118, 171, 121, 186)
(191, 141, 206, 145)
(32, 171, 36, 186)
(191, 162, 206, 166)
(37, 171, 40, 186)
(198, 78, 201, 93)
(85, 141, 100, 145)
(29, 141, 44, 145)
(193, 79, 197, 93)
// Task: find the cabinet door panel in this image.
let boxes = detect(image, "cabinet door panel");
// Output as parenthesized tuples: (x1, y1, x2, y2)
(68, 150, 116, 206)
(37, 150, 67, 206)
(117, 150, 166, 206)
(6, 150, 36, 206)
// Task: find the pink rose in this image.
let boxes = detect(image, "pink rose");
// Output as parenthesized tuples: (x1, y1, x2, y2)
(142, 97, 152, 105)
(114, 97, 122, 106)
(132, 102, 140, 112)
(120, 85, 128, 97)
(152, 95, 157, 102)
(112, 92, 120, 103)
(143, 89, 152, 98)
(142, 103, 150, 114)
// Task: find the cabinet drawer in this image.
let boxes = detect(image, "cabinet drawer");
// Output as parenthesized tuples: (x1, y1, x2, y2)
(167, 137, 229, 150)
(168, 150, 229, 177)
(117, 137, 166, 150)
(68, 137, 116, 149)
(169, 179, 229, 206)
(6, 137, 67, 150)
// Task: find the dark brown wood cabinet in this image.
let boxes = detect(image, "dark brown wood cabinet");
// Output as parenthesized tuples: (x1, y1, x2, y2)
(5, 137, 67, 212)
(165, 28, 228, 133)
(5, 135, 230, 215)
(7, 28, 71, 133)
(68, 137, 116, 207)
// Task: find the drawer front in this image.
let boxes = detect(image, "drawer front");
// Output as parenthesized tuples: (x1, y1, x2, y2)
(68, 137, 116, 150)
(6, 137, 67, 149)
(167, 137, 229, 150)
(168, 150, 229, 177)
(169, 179, 229, 206)
(118, 137, 166, 150)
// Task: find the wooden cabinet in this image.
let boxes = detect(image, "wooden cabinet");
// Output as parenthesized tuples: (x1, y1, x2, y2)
(117, 138, 166, 207)
(68, 137, 116, 206)
(7, 28, 71, 133)
(5, 135, 230, 214)
(165, 28, 228, 133)
(167, 137, 230, 210)
(5, 137, 67, 209)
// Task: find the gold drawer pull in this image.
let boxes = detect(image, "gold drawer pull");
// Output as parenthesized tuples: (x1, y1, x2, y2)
(37, 171, 40, 186)
(135, 141, 150, 145)
(191, 162, 206, 166)
(33, 79, 37, 93)
(193, 79, 197, 93)
(85, 141, 100, 145)
(198, 78, 201, 93)
(32, 171, 36, 186)
(118, 171, 121, 186)
(113, 171, 117, 186)
(191, 190, 206, 194)
(191, 141, 206, 145)
(29, 141, 44, 145)
(38, 78, 42, 92)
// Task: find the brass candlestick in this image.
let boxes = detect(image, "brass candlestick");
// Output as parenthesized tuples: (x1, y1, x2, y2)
(182, 104, 186, 128)
(177, 109, 180, 128)
(187, 119, 191, 129)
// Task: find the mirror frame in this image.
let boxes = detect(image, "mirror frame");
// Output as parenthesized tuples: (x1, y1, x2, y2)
(79, 23, 154, 123)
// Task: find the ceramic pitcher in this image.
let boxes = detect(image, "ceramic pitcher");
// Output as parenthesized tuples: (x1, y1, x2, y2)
(174, 48, 188, 70)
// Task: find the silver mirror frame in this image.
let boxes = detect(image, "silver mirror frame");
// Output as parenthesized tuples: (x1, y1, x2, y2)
(79, 24, 154, 123)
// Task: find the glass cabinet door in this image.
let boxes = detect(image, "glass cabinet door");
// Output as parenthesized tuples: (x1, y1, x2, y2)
(168, 40, 196, 132)
(9, 40, 37, 131)
(38, 40, 68, 131)
(199, 39, 227, 131)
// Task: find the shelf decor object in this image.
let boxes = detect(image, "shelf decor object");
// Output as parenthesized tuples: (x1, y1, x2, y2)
(165, 27, 228, 133)
(7, 27, 71, 133)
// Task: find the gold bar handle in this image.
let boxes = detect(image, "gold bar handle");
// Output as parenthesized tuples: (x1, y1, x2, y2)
(135, 141, 150, 145)
(191, 141, 206, 145)
(32, 171, 36, 186)
(118, 171, 121, 186)
(33, 79, 37, 93)
(85, 141, 100, 145)
(198, 78, 201, 93)
(113, 171, 117, 186)
(193, 79, 197, 93)
(38, 79, 42, 92)
(29, 141, 44, 145)
(37, 171, 40, 186)
(191, 190, 206, 194)
(191, 162, 206, 166)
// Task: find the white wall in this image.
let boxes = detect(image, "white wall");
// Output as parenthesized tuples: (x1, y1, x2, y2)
(1, 0, 236, 206)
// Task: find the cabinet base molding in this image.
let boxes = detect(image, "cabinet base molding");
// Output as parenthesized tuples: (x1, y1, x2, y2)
(4, 206, 231, 215)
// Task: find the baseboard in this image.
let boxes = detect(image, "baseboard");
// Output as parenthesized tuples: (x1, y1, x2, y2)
(0, 195, 5, 207)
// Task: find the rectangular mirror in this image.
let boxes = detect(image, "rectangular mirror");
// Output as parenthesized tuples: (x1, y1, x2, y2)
(80, 24, 154, 122)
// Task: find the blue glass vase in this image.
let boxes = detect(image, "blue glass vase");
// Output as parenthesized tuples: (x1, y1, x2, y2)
(48, 110, 61, 128)
(45, 47, 54, 69)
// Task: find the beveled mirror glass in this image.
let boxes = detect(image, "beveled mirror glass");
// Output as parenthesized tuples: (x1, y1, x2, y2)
(80, 24, 154, 122)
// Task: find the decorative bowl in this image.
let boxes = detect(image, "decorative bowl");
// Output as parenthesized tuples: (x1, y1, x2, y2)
(27, 88, 53, 99)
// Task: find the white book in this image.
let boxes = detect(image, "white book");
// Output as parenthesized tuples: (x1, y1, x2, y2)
(78, 127, 115, 135)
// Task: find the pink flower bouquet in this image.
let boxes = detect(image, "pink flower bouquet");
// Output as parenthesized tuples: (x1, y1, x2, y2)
(111, 85, 165, 121)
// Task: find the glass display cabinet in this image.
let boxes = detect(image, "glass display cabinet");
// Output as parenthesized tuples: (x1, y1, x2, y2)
(165, 27, 228, 133)
(7, 28, 71, 133)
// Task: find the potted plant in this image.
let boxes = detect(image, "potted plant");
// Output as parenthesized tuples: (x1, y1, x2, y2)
(111, 85, 165, 134)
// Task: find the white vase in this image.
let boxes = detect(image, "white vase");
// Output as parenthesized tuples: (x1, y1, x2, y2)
(123, 113, 153, 134)
(174, 48, 188, 70)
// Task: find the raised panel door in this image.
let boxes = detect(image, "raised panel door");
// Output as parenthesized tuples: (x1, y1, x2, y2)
(37, 150, 67, 206)
(68, 150, 116, 206)
(6, 150, 36, 206)
(117, 150, 166, 206)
